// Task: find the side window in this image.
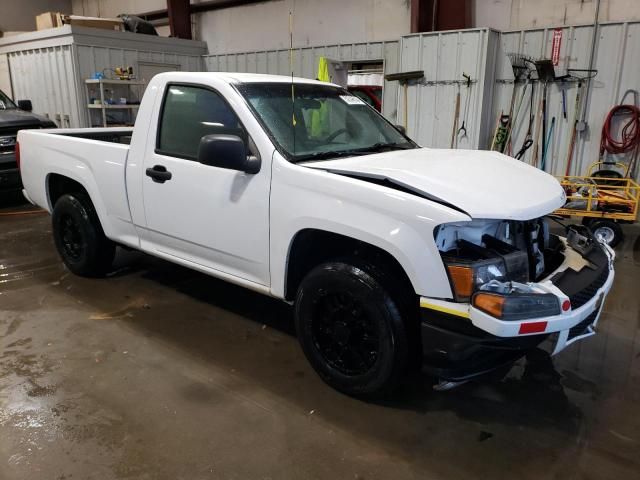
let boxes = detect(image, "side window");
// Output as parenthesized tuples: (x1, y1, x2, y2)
(157, 85, 245, 159)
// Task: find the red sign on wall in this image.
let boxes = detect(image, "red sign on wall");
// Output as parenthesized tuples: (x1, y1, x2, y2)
(551, 29, 563, 66)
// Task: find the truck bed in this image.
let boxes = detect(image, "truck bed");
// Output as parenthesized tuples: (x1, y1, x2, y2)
(57, 128, 133, 145)
(18, 127, 138, 246)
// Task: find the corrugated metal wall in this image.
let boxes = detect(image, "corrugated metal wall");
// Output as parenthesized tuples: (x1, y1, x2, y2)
(203, 41, 401, 123)
(398, 29, 499, 149)
(494, 21, 640, 181)
(8, 46, 79, 127)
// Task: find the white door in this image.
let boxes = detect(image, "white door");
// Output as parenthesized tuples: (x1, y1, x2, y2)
(140, 83, 271, 286)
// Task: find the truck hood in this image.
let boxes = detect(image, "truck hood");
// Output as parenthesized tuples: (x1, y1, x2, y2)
(0, 109, 53, 128)
(304, 147, 566, 220)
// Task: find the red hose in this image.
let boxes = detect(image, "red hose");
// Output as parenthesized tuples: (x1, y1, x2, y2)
(600, 104, 640, 155)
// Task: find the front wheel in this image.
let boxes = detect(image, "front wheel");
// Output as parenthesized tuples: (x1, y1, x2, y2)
(294, 259, 410, 396)
(52, 193, 116, 277)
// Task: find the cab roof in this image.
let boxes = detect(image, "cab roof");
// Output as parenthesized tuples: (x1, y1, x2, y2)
(154, 71, 339, 87)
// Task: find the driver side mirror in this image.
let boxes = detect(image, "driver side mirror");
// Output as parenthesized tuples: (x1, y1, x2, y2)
(197, 134, 261, 174)
(18, 100, 33, 112)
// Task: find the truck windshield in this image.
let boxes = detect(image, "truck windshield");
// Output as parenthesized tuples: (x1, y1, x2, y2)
(237, 82, 415, 162)
(0, 89, 16, 110)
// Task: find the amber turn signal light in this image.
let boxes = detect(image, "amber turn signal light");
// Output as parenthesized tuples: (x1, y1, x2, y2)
(446, 265, 473, 299)
(473, 292, 505, 318)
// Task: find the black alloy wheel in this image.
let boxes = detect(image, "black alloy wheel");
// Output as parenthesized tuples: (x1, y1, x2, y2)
(295, 258, 411, 396)
(59, 213, 86, 260)
(311, 290, 381, 376)
(52, 193, 116, 276)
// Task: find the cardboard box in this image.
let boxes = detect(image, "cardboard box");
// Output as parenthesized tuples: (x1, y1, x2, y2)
(36, 12, 63, 30)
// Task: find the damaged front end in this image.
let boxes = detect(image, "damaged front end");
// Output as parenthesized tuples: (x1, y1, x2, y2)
(420, 218, 615, 383)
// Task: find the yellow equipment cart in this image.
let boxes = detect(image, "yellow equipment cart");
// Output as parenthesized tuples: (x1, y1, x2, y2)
(554, 175, 640, 247)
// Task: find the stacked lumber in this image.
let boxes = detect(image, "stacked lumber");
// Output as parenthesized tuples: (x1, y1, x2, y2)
(36, 12, 123, 31)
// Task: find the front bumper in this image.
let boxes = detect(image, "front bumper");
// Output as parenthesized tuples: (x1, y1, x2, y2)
(420, 241, 615, 381)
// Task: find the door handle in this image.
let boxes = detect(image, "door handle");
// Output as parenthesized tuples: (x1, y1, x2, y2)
(146, 165, 172, 183)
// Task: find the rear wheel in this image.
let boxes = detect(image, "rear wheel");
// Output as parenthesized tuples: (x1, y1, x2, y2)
(52, 193, 116, 276)
(294, 258, 410, 396)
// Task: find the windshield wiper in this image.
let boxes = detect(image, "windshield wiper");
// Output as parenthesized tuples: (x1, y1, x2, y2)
(294, 149, 372, 162)
(362, 142, 414, 152)
(294, 142, 414, 163)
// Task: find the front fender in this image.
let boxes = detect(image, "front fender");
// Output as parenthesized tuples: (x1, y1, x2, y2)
(270, 156, 470, 299)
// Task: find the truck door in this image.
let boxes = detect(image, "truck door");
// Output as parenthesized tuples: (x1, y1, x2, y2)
(140, 83, 271, 287)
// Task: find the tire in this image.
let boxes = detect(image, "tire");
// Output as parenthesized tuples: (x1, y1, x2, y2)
(591, 169, 625, 186)
(294, 258, 410, 396)
(51, 193, 116, 277)
(586, 219, 623, 247)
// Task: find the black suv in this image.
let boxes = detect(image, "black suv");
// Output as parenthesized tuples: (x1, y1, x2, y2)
(0, 89, 56, 191)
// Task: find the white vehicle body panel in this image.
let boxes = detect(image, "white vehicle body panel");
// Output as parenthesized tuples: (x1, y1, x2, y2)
(269, 150, 469, 299)
(132, 75, 273, 286)
(306, 148, 567, 221)
(18, 128, 140, 248)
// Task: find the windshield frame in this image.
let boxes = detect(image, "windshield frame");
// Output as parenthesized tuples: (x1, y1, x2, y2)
(0, 89, 17, 110)
(233, 81, 417, 163)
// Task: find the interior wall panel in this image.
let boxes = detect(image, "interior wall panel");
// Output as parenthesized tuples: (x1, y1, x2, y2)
(398, 29, 498, 149)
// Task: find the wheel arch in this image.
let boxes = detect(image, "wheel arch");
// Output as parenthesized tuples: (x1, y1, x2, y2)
(283, 228, 416, 302)
(45, 172, 110, 236)
(47, 173, 90, 209)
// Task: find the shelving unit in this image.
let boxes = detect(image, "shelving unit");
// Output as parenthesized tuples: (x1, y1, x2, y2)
(85, 79, 145, 127)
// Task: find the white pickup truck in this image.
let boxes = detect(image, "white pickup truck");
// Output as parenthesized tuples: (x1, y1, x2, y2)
(18, 72, 615, 395)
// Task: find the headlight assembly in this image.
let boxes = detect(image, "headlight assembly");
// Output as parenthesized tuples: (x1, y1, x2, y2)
(445, 258, 508, 302)
(473, 292, 561, 320)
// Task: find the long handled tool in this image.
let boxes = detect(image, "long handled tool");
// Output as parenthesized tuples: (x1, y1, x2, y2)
(491, 53, 532, 152)
(450, 82, 461, 148)
(456, 74, 472, 146)
(535, 60, 556, 165)
(384, 70, 425, 131)
(541, 116, 556, 172)
(564, 80, 585, 175)
(531, 87, 545, 166)
(490, 113, 503, 151)
(503, 74, 530, 155)
(514, 80, 535, 160)
(541, 82, 548, 161)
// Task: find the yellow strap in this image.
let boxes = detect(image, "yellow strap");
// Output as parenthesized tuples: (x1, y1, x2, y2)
(420, 300, 470, 319)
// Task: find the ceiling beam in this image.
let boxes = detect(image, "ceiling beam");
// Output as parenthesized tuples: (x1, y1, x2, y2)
(139, 0, 271, 24)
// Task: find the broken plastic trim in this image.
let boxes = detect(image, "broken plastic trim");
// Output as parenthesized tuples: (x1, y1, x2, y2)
(326, 170, 470, 216)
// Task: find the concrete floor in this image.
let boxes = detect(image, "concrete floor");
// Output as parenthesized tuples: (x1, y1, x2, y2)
(1, 198, 639, 480)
